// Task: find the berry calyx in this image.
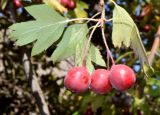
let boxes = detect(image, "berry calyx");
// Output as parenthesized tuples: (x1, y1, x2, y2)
(64, 66, 90, 93)
(90, 69, 112, 94)
(109, 64, 136, 91)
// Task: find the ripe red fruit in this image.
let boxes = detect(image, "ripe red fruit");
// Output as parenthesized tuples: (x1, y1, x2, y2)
(13, 0, 22, 8)
(90, 69, 112, 94)
(109, 64, 136, 91)
(143, 25, 151, 32)
(64, 67, 90, 93)
(60, 0, 69, 7)
(67, 0, 76, 10)
(60, 0, 76, 10)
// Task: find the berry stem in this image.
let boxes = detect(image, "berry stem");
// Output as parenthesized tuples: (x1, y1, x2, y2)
(87, 12, 101, 23)
(101, 28, 115, 66)
(100, 0, 115, 67)
(82, 22, 101, 66)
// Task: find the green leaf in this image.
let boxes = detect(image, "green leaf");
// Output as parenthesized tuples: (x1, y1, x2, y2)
(25, 4, 65, 22)
(130, 26, 150, 66)
(31, 23, 65, 56)
(142, 60, 154, 77)
(91, 95, 106, 112)
(51, 24, 88, 62)
(76, 0, 89, 9)
(86, 53, 95, 74)
(74, 8, 88, 18)
(1, 0, 8, 10)
(112, 5, 150, 66)
(9, 4, 67, 56)
(90, 45, 106, 67)
(73, 0, 88, 18)
(76, 42, 105, 74)
(72, 111, 80, 115)
(112, 5, 134, 47)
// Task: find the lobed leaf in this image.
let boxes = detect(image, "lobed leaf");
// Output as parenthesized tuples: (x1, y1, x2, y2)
(90, 45, 106, 67)
(51, 24, 89, 62)
(112, 5, 150, 66)
(25, 4, 65, 22)
(9, 4, 67, 56)
(112, 5, 134, 47)
(76, 38, 106, 74)
(31, 23, 65, 56)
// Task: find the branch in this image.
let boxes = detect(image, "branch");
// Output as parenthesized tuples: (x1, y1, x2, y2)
(148, 26, 160, 65)
(22, 50, 50, 115)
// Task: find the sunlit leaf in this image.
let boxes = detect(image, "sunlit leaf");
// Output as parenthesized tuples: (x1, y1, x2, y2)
(90, 45, 106, 67)
(112, 5, 134, 47)
(43, 0, 68, 13)
(73, 0, 88, 18)
(31, 23, 65, 56)
(76, 41, 106, 73)
(112, 5, 150, 67)
(25, 4, 65, 22)
(51, 24, 88, 62)
(76, 0, 89, 9)
(9, 4, 67, 56)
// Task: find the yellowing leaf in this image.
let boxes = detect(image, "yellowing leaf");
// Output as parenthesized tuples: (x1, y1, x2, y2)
(73, 0, 88, 18)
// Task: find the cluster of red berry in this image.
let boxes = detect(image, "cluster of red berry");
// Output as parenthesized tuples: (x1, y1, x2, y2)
(64, 64, 136, 94)
(60, 0, 76, 10)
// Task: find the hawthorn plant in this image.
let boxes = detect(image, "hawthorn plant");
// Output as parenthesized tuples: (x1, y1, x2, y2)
(9, 0, 151, 94)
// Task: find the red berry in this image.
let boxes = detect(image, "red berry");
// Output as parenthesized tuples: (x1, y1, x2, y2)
(84, 108, 94, 115)
(109, 64, 136, 91)
(67, 0, 76, 10)
(14, 0, 22, 8)
(60, 0, 69, 7)
(143, 25, 151, 32)
(90, 69, 112, 94)
(64, 67, 90, 93)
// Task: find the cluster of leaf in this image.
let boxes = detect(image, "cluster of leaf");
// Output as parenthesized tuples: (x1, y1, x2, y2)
(1, 0, 160, 114)
(9, 4, 106, 73)
(10, 1, 151, 74)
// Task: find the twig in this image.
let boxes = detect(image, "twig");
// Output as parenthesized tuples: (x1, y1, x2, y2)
(100, 0, 115, 68)
(82, 22, 101, 66)
(148, 26, 160, 65)
(22, 50, 50, 115)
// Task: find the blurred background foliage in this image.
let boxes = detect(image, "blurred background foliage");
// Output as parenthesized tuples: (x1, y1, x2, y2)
(0, 0, 160, 114)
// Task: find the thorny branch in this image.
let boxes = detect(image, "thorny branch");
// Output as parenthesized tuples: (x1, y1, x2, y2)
(22, 51, 50, 115)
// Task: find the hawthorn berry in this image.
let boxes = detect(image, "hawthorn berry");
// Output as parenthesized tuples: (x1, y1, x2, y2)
(90, 69, 112, 94)
(143, 25, 151, 32)
(67, 0, 76, 10)
(60, 0, 76, 10)
(60, 0, 69, 7)
(109, 64, 136, 91)
(64, 66, 90, 93)
(13, 0, 22, 8)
